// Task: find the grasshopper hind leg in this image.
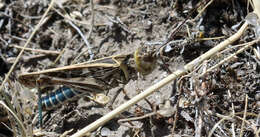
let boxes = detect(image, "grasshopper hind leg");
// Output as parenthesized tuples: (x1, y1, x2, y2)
(37, 90, 43, 128)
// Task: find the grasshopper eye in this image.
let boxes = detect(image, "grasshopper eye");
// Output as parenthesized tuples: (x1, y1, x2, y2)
(134, 47, 157, 75)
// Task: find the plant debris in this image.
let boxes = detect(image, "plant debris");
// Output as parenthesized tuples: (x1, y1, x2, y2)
(0, 0, 260, 137)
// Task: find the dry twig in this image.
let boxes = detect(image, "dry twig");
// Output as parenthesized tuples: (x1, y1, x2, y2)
(0, 101, 26, 137)
(199, 38, 260, 77)
(10, 45, 60, 55)
(239, 95, 248, 137)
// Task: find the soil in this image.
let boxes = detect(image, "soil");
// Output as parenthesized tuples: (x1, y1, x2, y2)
(0, 0, 259, 137)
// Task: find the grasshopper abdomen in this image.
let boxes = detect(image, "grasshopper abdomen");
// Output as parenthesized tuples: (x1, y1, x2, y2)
(41, 87, 83, 110)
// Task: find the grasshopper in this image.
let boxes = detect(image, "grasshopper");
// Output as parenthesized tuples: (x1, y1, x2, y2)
(18, 54, 136, 105)
(18, 47, 157, 126)
(19, 46, 157, 97)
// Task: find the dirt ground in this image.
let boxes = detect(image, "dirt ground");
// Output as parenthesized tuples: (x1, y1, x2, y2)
(0, 0, 260, 137)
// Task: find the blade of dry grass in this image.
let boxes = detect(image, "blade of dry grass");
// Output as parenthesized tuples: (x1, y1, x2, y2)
(253, 0, 260, 16)
(208, 117, 228, 137)
(0, 101, 26, 136)
(210, 111, 259, 135)
(239, 95, 248, 137)
(192, 0, 214, 21)
(199, 38, 260, 77)
(10, 45, 60, 55)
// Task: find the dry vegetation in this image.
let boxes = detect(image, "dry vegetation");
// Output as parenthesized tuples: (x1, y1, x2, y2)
(0, 0, 260, 137)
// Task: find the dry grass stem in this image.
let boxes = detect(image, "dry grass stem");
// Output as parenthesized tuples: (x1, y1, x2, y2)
(192, 0, 215, 21)
(0, 101, 26, 136)
(199, 38, 260, 77)
(10, 45, 60, 55)
(118, 112, 156, 123)
(253, 0, 260, 16)
(87, 0, 94, 39)
(239, 95, 248, 137)
(208, 117, 227, 137)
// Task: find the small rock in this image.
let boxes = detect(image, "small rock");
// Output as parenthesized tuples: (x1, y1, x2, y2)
(255, 92, 260, 101)
(100, 127, 111, 136)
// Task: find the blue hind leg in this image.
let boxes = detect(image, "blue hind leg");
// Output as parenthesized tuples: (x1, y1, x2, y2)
(37, 90, 42, 128)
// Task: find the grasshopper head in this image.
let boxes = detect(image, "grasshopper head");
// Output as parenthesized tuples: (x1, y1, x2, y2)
(134, 46, 157, 75)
